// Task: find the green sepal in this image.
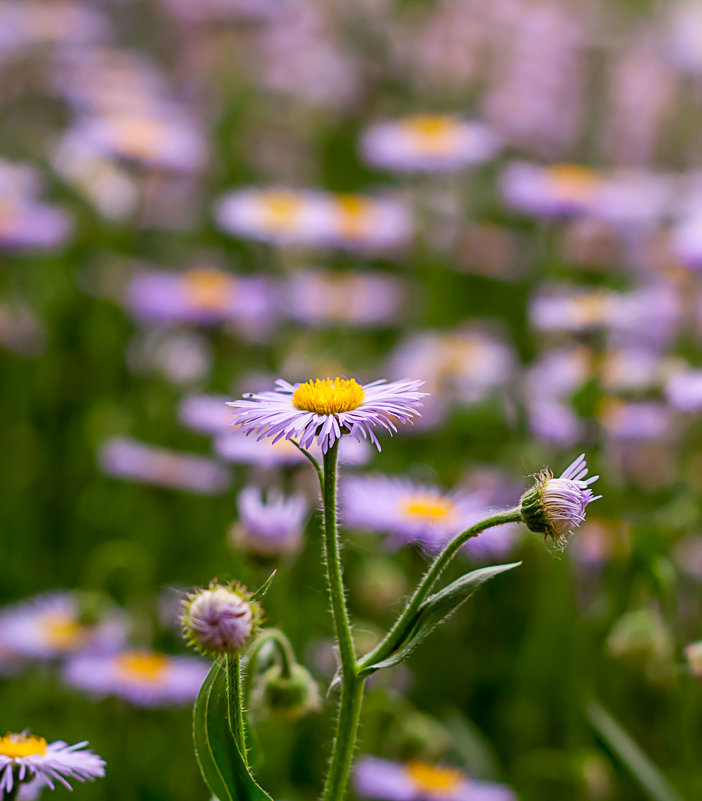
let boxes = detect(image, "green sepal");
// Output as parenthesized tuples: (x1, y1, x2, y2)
(193, 657, 274, 801)
(251, 571, 277, 601)
(360, 562, 521, 676)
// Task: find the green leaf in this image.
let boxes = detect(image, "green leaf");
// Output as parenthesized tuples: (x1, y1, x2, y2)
(193, 658, 274, 801)
(251, 571, 277, 601)
(362, 562, 520, 674)
(587, 700, 685, 801)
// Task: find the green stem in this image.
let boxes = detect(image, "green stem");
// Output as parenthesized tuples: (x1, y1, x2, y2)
(322, 676, 365, 801)
(246, 628, 296, 689)
(320, 439, 361, 801)
(358, 507, 523, 673)
(321, 440, 356, 675)
(225, 652, 248, 767)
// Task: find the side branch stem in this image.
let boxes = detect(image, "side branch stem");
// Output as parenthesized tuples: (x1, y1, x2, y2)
(358, 507, 522, 672)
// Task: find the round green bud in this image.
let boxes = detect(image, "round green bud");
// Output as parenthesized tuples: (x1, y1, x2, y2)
(259, 664, 319, 721)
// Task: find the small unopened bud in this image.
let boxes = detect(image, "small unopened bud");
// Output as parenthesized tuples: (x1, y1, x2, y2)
(258, 664, 319, 721)
(181, 582, 262, 657)
(520, 453, 600, 546)
(607, 609, 673, 670)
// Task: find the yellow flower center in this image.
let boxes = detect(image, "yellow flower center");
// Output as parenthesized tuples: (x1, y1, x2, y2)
(111, 117, 164, 160)
(258, 192, 304, 231)
(292, 377, 365, 415)
(405, 762, 464, 795)
(42, 615, 86, 651)
(545, 164, 600, 201)
(115, 651, 168, 683)
(0, 733, 48, 759)
(572, 293, 608, 326)
(335, 195, 372, 238)
(404, 115, 462, 154)
(401, 494, 455, 523)
(183, 267, 234, 311)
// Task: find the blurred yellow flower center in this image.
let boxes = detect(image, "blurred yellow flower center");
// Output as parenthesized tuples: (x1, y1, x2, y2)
(401, 494, 455, 522)
(405, 762, 464, 794)
(112, 117, 163, 159)
(293, 377, 365, 415)
(546, 164, 600, 201)
(572, 293, 609, 326)
(42, 615, 86, 650)
(259, 192, 304, 231)
(184, 268, 234, 310)
(116, 651, 168, 683)
(336, 195, 372, 238)
(404, 116, 461, 153)
(0, 733, 47, 759)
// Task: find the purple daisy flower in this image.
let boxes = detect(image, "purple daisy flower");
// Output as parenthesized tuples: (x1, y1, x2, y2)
(0, 592, 128, 661)
(342, 474, 485, 551)
(63, 650, 208, 707)
(354, 756, 516, 801)
(228, 377, 427, 453)
(521, 454, 601, 545)
(342, 474, 520, 558)
(361, 116, 499, 173)
(0, 733, 104, 797)
(232, 486, 309, 558)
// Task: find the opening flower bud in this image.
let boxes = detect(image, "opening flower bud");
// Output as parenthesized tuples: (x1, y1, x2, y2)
(258, 664, 319, 721)
(181, 583, 261, 657)
(520, 453, 600, 546)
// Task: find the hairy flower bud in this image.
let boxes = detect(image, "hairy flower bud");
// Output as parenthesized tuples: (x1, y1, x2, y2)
(181, 583, 261, 657)
(520, 453, 600, 545)
(258, 664, 319, 721)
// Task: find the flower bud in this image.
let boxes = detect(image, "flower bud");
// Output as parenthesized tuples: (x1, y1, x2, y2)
(181, 582, 261, 657)
(258, 664, 319, 721)
(606, 609, 673, 671)
(520, 453, 600, 545)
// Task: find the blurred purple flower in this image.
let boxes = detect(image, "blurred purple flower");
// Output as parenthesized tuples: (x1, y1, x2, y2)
(64, 650, 208, 707)
(354, 756, 516, 801)
(361, 116, 499, 173)
(283, 269, 406, 328)
(98, 437, 231, 494)
(231, 486, 309, 558)
(0, 593, 128, 661)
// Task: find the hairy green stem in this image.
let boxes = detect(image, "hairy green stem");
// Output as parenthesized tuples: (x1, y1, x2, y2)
(320, 439, 361, 801)
(323, 676, 365, 801)
(320, 441, 356, 675)
(225, 652, 248, 767)
(358, 507, 523, 673)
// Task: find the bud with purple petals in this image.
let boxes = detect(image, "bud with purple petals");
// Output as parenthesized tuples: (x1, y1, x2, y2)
(181, 582, 262, 657)
(520, 454, 601, 546)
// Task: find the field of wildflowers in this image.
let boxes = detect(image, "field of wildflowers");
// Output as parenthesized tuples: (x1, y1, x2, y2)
(2, 0, 702, 799)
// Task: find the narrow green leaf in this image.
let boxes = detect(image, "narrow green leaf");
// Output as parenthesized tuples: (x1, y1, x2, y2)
(362, 562, 520, 674)
(193, 658, 274, 801)
(251, 571, 277, 601)
(587, 700, 685, 801)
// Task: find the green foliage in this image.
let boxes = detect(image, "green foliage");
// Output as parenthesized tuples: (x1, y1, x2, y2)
(587, 701, 685, 801)
(361, 563, 521, 674)
(193, 658, 273, 801)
